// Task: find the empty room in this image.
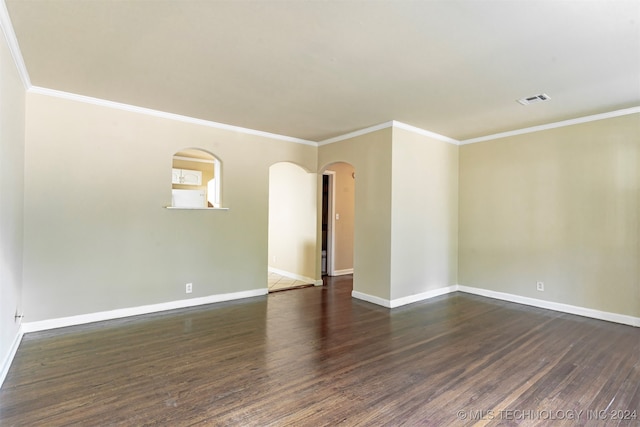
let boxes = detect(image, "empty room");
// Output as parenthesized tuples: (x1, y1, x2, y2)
(0, 1, 638, 425)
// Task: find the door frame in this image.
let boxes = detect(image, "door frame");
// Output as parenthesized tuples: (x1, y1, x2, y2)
(323, 170, 336, 276)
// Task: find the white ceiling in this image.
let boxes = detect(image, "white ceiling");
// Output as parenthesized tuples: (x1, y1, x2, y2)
(5, 0, 640, 142)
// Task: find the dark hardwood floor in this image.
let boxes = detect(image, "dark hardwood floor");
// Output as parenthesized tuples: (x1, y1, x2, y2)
(1, 276, 638, 426)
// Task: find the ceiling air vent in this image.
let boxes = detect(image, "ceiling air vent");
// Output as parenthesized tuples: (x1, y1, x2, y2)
(517, 93, 551, 105)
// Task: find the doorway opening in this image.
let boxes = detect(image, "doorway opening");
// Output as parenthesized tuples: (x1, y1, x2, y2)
(321, 162, 355, 278)
(267, 162, 317, 292)
(321, 171, 334, 276)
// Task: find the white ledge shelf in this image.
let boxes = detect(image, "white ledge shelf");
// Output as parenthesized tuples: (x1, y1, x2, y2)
(165, 206, 229, 210)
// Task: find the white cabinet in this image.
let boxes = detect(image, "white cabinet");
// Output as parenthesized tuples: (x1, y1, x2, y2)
(171, 168, 181, 183)
(172, 168, 202, 185)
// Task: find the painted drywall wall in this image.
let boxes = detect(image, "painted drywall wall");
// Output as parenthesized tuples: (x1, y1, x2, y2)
(0, 26, 25, 377)
(459, 114, 640, 317)
(318, 128, 393, 300)
(268, 162, 317, 281)
(324, 162, 355, 273)
(22, 92, 316, 322)
(390, 128, 458, 300)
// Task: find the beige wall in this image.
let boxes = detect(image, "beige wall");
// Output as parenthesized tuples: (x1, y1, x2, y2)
(390, 128, 458, 300)
(12, 85, 639, 327)
(324, 162, 355, 272)
(0, 30, 26, 371)
(318, 128, 393, 300)
(22, 93, 316, 321)
(459, 114, 640, 317)
(268, 162, 317, 280)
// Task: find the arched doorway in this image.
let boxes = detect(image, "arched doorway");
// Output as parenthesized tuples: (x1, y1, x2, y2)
(267, 162, 317, 292)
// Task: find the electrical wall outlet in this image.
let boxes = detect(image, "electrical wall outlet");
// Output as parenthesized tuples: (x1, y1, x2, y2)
(536, 281, 544, 292)
(186, 283, 193, 294)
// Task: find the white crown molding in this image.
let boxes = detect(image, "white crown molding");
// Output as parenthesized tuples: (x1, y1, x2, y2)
(21, 288, 267, 333)
(392, 121, 460, 145)
(2, 0, 634, 152)
(0, 0, 31, 88)
(460, 107, 640, 145)
(318, 121, 394, 146)
(27, 86, 319, 147)
(23, 87, 637, 150)
(319, 121, 460, 147)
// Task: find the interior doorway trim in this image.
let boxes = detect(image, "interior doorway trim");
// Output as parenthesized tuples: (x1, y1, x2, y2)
(323, 170, 336, 276)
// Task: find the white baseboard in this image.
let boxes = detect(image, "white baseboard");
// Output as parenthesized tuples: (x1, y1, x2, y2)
(352, 290, 392, 308)
(458, 285, 640, 328)
(1, 327, 24, 389)
(268, 267, 319, 286)
(390, 286, 458, 308)
(352, 285, 457, 309)
(9, 279, 636, 392)
(352, 283, 639, 328)
(22, 288, 267, 333)
(332, 268, 353, 276)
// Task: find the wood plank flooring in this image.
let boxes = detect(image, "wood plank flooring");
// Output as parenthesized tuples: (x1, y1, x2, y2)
(1, 275, 638, 426)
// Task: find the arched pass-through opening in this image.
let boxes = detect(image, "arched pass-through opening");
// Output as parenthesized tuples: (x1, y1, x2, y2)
(320, 162, 355, 278)
(267, 162, 318, 292)
(170, 148, 221, 208)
